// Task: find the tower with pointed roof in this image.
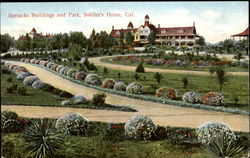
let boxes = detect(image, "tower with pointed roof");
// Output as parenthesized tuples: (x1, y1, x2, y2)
(144, 15, 150, 26)
(127, 22, 134, 29)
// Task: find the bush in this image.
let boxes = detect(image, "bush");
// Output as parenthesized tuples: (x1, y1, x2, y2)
(11, 84, 18, 91)
(32, 80, 47, 89)
(23, 76, 39, 86)
(113, 81, 126, 91)
(92, 92, 106, 106)
(56, 112, 88, 135)
(1, 111, 26, 133)
(1, 68, 11, 74)
(73, 94, 87, 104)
(203, 92, 225, 106)
(56, 65, 64, 72)
(6, 77, 12, 82)
(88, 63, 97, 71)
(51, 64, 58, 71)
(6, 87, 13, 93)
(42, 84, 55, 92)
(46, 62, 54, 68)
(102, 78, 116, 89)
(196, 121, 236, 144)
(51, 88, 62, 96)
(13, 67, 28, 75)
(182, 91, 201, 104)
(240, 60, 249, 68)
(66, 69, 77, 77)
(84, 74, 102, 85)
(17, 86, 27, 95)
(155, 87, 177, 100)
(124, 115, 157, 140)
(75, 71, 87, 80)
(17, 72, 34, 81)
(61, 100, 71, 106)
(59, 91, 73, 98)
(59, 67, 69, 75)
(135, 62, 145, 73)
(126, 82, 143, 94)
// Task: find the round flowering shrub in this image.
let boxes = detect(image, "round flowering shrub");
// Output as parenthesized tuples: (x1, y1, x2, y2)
(43, 61, 49, 67)
(75, 71, 87, 80)
(59, 67, 69, 75)
(9, 64, 18, 71)
(73, 94, 87, 104)
(84, 74, 102, 85)
(67, 69, 78, 77)
(46, 62, 54, 68)
(35, 60, 40, 64)
(1, 110, 26, 133)
(182, 91, 201, 104)
(24, 59, 31, 63)
(56, 65, 64, 72)
(113, 81, 126, 91)
(30, 59, 37, 64)
(1, 60, 6, 65)
(61, 100, 71, 106)
(102, 78, 116, 89)
(20, 58, 26, 62)
(126, 82, 143, 94)
(124, 115, 157, 140)
(4, 61, 10, 67)
(17, 72, 34, 81)
(196, 121, 236, 144)
(51, 64, 58, 71)
(55, 112, 88, 135)
(32, 80, 47, 89)
(155, 87, 177, 100)
(203, 92, 225, 106)
(23, 76, 39, 86)
(63, 68, 70, 75)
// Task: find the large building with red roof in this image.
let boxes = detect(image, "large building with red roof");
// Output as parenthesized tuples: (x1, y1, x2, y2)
(110, 15, 199, 47)
(231, 27, 249, 41)
(20, 28, 53, 40)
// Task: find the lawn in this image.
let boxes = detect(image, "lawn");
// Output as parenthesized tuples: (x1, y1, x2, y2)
(101, 56, 249, 72)
(1, 65, 136, 112)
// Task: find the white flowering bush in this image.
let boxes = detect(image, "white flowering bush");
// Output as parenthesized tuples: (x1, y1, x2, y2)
(203, 92, 225, 106)
(20, 58, 26, 62)
(196, 121, 236, 144)
(102, 78, 116, 89)
(32, 80, 47, 89)
(59, 67, 69, 75)
(67, 69, 78, 77)
(17, 72, 34, 81)
(30, 59, 37, 64)
(13, 67, 28, 75)
(75, 71, 87, 80)
(61, 100, 71, 106)
(4, 61, 11, 67)
(182, 91, 201, 104)
(46, 62, 54, 68)
(23, 76, 39, 86)
(126, 82, 143, 94)
(73, 94, 87, 104)
(55, 112, 88, 135)
(113, 81, 126, 91)
(56, 65, 64, 72)
(84, 74, 102, 85)
(124, 115, 157, 140)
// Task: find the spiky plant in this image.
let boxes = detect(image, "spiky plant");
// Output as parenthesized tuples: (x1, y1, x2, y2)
(22, 119, 64, 158)
(202, 131, 247, 158)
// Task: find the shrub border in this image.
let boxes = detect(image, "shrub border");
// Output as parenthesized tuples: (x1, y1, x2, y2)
(15, 61, 249, 115)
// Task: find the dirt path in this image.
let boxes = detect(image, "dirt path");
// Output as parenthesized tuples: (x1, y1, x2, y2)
(2, 62, 249, 132)
(88, 55, 248, 76)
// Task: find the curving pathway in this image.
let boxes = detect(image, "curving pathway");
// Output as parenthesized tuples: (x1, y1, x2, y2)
(88, 55, 249, 76)
(1, 62, 249, 132)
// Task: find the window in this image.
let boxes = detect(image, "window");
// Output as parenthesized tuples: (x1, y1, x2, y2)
(188, 36, 193, 39)
(116, 31, 120, 35)
(178, 29, 184, 33)
(175, 36, 179, 39)
(181, 36, 185, 39)
(161, 30, 166, 33)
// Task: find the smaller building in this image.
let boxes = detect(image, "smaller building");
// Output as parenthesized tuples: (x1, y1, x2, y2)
(231, 27, 249, 41)
(20, 28, 53, 40)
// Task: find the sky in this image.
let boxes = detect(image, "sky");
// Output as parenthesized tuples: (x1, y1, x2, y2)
(0, 2, 249, 43)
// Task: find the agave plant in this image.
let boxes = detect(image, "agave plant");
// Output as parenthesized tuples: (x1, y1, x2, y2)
(22, 119, 64, 158)
(202, 131, 247, 158)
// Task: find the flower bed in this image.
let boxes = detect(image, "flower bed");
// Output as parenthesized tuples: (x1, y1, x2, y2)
(23, 76, 39, 86)
(113, 81, 126, 91)
(85, 74, 102, 85)
(203, 92, 225, 106)
(182, 91, 201, 104)
(126, 82, 143, 94)
(155, 87, 177, 100)
(75, 71, 87, 80)
(102, 78, 116, 89)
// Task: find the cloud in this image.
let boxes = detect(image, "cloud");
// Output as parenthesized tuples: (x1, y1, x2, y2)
(202, 10, 221, 19)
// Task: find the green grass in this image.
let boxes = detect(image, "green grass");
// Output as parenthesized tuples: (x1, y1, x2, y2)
(89, 65, 249, 111)
(101, 57, 249, 72)
(0, 66, 136, 112)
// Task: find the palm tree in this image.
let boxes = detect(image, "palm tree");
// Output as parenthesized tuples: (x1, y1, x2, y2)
(193, 45, 202, 56)
(179, 45, 188, 55)
(215, 67, 228, 92)
(22, 119, 64, 158)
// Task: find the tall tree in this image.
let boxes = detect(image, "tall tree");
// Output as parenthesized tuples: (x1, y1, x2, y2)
(119, 30, 124, 47)
(148, 31, 156, 45)
(195, 36, 206, 47)
(126, 32, 134, 46)
(0, 34, 13, 53)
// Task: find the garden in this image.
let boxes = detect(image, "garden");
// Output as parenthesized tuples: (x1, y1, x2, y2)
(102, 52, 249, 72)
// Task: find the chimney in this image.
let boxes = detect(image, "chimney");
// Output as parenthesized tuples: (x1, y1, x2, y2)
(112, 25, 114, 30)
(158, 24, 160, 28)
(193, 21, 195, 27)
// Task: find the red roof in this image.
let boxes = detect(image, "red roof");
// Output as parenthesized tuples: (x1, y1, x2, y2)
(232, 27, 249, 36)
(145, 14, 149, 19)
(31, 28, 37, 33)
(110, 29, 135, 38)
(156, 26, 197, 36)
(127, 22, 134, 28)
